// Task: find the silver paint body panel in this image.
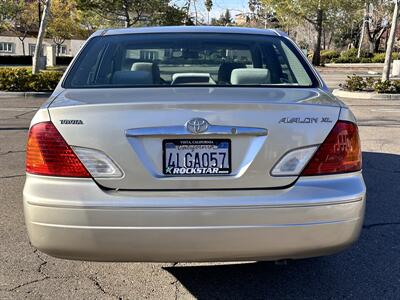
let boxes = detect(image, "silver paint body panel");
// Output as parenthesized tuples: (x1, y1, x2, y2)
(47, 88, 342, 190)
(24, 173, 365, 262)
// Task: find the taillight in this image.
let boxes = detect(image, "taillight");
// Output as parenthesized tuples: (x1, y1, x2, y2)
(26, 122, 90, 177)
(301, 121, 361, 176)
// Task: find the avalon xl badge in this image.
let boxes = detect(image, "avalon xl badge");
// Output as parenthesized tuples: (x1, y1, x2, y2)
(185, 118, 209, 134)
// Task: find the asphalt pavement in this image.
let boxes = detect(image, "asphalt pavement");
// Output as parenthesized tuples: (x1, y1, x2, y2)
(0, 88, 399, 299)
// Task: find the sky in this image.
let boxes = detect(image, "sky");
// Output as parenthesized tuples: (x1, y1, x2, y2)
(173, 0, 250, 21)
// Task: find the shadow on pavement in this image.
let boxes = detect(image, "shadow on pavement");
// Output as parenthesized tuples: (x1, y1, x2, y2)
(164, 151, 400, 299)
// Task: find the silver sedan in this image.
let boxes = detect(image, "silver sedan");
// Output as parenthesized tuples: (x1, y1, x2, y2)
(23, 26, 365, 262)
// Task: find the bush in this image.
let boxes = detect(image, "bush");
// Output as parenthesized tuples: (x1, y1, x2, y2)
(340, 48, 358, 59)
(341, 75, 367, 91)
(331, 51, 400, 64)
(360, 58, 372, 63)
(320, 50, 340, 63)
(0, 68, 63, 92)
(333, 56, 361, 63)
(365, 77, 376, 90)
(370, 52, 399, 63)
(373, 80, 400, 93)
(341, 75, 400, 94)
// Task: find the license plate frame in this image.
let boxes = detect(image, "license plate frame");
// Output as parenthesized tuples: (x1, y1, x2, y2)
(163, 139, 231, 176)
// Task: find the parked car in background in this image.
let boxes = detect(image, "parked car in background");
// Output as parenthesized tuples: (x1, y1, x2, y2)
(24, 26, 365, 262)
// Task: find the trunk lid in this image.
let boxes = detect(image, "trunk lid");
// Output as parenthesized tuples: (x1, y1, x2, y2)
(48, 87, 341, 190)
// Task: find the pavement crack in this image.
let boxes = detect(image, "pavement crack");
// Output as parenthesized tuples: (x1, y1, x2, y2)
(363, 222, 400, 229)
(0, 174, 25, 179)
(89, 275, 121, 299)
(90, 275, 107, 294)
(3, 249, 51, 292)
(0, 150, 25, 156)
(33, 249, 49, 277)
(8, 276, 50, 292)
(14, 110, 37, 119)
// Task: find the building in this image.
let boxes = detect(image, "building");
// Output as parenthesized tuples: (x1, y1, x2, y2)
(0, 31, 85, 57)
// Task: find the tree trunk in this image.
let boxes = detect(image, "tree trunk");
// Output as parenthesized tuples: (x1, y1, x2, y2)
(368, 40, 375, 53)
(312, 8, 323, 66)
(357, 1, 368, 58)
(382, 0, 399, 81)
(193, 0, 198, 25)
(375, 37, 383, 53)
(21, 41, 25, 56)
(32, 0, 51, 74)
(123, 0, 130, 27)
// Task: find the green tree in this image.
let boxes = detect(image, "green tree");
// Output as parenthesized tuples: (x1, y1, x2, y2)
(205, 0, 213, 24)
(247, 0, 279, 28)
(221, 9, 232, 26)
(152, 4, 188, 26)
(0, 0, 17, 31)
(0, 0, 38, 55)
(76, 8, 110, 34)
(76, 0, 171, 27)
(263, 0, 364, 65)
(364, 1, 392, 53)
(47, 0, 82, 56)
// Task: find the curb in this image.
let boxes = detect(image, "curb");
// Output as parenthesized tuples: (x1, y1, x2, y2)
(0, 91, 52, 99)
(333, 89, 400, 100)
(324, 63, 384, 68)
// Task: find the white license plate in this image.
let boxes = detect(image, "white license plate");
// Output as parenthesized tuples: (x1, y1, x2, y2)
(163, 139, 231, 176)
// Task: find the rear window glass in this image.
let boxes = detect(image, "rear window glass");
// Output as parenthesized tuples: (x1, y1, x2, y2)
(63, 33, 317, 88)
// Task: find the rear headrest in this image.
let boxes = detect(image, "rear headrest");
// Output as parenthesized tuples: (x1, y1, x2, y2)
(112, 70, 152, 85)
(218, 62, 246, 83)
(131, 62, 160, 83)
(230, 68, 270, 85)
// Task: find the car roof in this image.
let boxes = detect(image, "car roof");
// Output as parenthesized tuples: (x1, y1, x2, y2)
(91, 26, 285, 38)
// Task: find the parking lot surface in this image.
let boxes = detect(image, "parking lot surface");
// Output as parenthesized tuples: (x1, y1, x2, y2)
(0, 93, 399, 299)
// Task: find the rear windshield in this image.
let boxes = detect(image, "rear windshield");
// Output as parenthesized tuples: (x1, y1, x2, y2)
(63, 33, 318, 88)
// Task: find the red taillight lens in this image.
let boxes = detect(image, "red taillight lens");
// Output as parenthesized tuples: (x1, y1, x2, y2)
(26, 122, 90, 177)
(301, 121, 361, 176)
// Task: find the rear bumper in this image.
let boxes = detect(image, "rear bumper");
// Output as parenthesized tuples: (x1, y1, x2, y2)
(23, 173, 366, 262)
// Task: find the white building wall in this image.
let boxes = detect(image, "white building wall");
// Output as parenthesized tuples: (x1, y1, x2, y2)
(0, 35, 86, 56)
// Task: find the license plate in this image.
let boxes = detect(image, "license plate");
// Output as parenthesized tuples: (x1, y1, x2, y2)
(163, 139, 231, 176)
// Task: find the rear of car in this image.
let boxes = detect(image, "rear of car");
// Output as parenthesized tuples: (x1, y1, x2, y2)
(23, 27, 365, 262)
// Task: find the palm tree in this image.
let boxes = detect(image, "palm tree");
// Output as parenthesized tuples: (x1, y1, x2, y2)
(205, 0, 213, 25)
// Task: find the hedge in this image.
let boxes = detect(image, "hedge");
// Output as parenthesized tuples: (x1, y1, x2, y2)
(0, 68, 63, 92)
(0, 55, 73, 66)
(330, 51, 398, 64)
(0, 55, 33, 65)
(56, 56, 73, 65)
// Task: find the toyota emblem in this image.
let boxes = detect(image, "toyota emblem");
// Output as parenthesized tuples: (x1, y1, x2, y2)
(185, 118, 209, 134)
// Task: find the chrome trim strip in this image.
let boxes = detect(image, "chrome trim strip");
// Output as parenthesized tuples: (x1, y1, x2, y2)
(31, 218, 361, 229)
(125, 125, 268, 137)
(27, 197, 364, 210)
